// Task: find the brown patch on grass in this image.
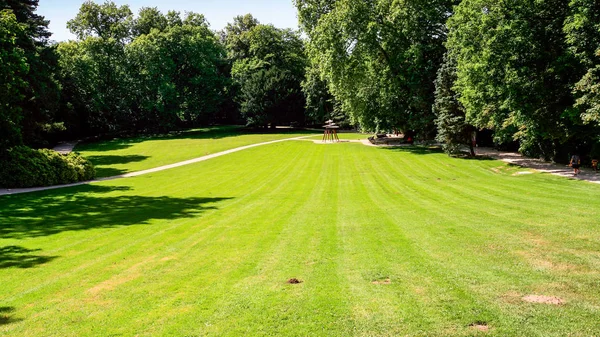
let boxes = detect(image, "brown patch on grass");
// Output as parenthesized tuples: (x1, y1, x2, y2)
(413, 286, 426, 294)
(522, 295, 564, 305)
(372, 278, 391, 285)
(469, 323, 489, 332)
(88, 257, 155, 295)
(516, 250, 583, 273)
(287, 278, 302, 284)
(160, 256, 176, 262)
(522, 231, 550, 247)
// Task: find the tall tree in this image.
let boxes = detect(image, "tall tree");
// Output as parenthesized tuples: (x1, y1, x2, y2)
(131, 7, 168, 37)
(0, 0, 60, 148)
(296, 0, 456, 135)
(447, 0, 586, 159)
(0, 9, 27, 150)
(228, 22, 306, 127)
(59, 1, 134, 135)
(66, 0, 132, 41)
(565, 0, 600, 126)
(127, 11, 228, 128)
(434, 52, 474, 156)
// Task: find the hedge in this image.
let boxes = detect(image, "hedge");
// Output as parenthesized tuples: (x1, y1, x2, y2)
(0, 146, 96, 188)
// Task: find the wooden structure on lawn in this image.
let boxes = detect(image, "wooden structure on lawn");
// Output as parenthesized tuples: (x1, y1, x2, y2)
(322, 120, 340, 143)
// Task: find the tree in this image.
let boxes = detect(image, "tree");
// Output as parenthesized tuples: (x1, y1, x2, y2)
(66, 0, 132, 41)
(221, 14, 259, 61)
(565, 0, 600, 126)
(127, 12, 228, 128)
(0, 9, 27, 150)
(59, 1, 134, 135)
(132, 7, 167, 37)
(447, 0, 585, 159)
(434, 52, 474, 156)
(228, 23, 306, 127)
(0, 0, 60, 148)
(296, 0, 456, 135)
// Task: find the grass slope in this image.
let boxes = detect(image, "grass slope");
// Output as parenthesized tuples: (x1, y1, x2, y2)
(75, 126, 319, 178)
(1, 141, 600, 336)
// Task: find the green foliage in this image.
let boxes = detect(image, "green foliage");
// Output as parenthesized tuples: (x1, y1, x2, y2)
(132, 7, 167, 37)
(58, 4, 229, 137)
(127, 13, 228, 127)
(227, 19, 307, 127)
(434, 53, 473, 155)
(57, 36, 132, 134)
(0, 146, 95, 188)
(565, 0, 600, 125)
(66, 0, 133, 41)
(296, 0, 455, 135)
(446, 0, 593, 159)
(0, 0, 60, 150)
(0, 9, 27, 150)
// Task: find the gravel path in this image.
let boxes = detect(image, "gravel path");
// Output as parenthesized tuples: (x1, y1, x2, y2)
(52, 141, 78, 154)
(477, 147, 600, 184)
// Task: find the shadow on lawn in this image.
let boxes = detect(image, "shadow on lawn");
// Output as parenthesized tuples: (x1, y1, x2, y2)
(0, 185, 232, 239)
(0, 246, 57, 269)
(86, 154, 150, 177)
(379, 146, 444, 155)
(0, 307, 21, 326)
(76, 126, 321, 152)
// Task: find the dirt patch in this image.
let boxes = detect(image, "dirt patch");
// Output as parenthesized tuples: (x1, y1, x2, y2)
(287, 278, 302, 284)
(469, 322, 489, 331)
(372, 278, 391, 285)
(522, 295, 564, 305)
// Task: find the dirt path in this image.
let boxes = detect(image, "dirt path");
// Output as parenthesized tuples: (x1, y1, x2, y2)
(53, 141, 78, 154)
(477, 147, 600, 184)
(0, 136, 311, 196)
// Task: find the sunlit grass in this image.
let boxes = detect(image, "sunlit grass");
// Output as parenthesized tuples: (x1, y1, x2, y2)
(1, 140, 599, 336)
(75, 126, 318, 177)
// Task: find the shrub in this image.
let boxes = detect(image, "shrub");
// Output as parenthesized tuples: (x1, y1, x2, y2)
(0, 146, 96, 188)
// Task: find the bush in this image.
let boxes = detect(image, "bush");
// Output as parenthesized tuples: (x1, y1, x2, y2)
(0, 146, 96, 188)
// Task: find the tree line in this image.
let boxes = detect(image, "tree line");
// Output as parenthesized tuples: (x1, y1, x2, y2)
(1, 0, 600, 163)
(296, 0, 600, 161)
(1, 1, 309, 153)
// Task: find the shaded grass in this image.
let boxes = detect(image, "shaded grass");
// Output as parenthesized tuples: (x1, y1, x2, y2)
(1, 141, 600, 336)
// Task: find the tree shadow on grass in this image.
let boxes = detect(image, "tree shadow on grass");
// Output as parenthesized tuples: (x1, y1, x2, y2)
(76, 126, 322, 152)
(379, 145, 444, 155)
(0, 185, 232, 239)
(0, 246, 57, 269)
(0, 307, 21, 326)
(85, 154, 150, 177)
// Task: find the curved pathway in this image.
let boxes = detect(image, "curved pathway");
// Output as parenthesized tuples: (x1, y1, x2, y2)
(0, 136, 311, 196)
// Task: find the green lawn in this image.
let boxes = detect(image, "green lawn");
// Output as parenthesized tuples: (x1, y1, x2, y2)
(75, 126, 319, 177)
(1, 138, 600, 336)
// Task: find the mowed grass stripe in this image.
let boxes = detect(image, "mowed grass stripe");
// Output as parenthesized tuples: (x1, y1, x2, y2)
(361, 146, 600, 335)
(196, 143, 354, 336)
(338, 145, 500, 336)
(1, 142, 310, 334)
(1, 140, 600, 336)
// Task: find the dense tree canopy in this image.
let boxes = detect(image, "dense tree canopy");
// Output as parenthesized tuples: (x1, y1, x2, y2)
(0, 9, 27, 150)
(58, 3, 229, 136)
(0, 0, 60, 150)
(296, 0, 456, 135)
(447, 0, 599, 159)
(2, 0, 600, 163)
(225, 16, 306, 127)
